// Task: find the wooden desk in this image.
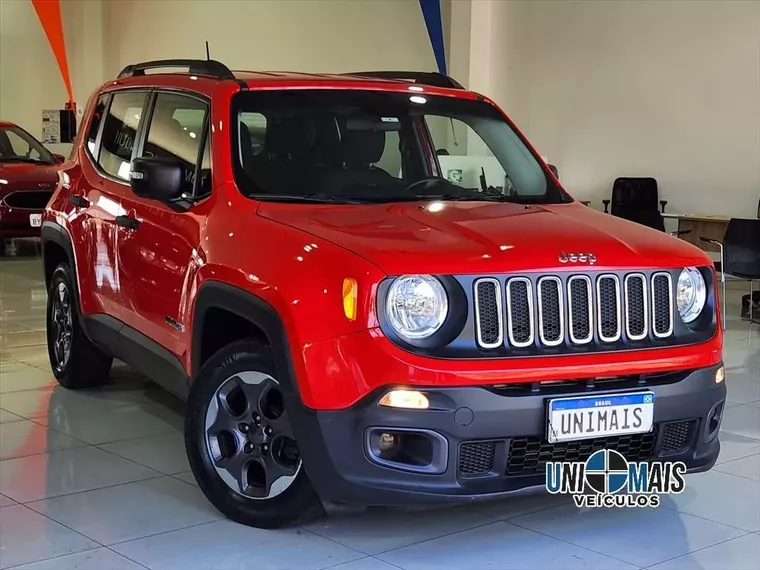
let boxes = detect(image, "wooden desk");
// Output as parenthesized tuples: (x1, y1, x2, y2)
(662, 213, 731, 253)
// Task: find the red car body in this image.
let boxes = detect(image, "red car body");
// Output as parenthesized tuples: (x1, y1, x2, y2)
(0, 121, 62, 238)
(41, 64, 726, 516)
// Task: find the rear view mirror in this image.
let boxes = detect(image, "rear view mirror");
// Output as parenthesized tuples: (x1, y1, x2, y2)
(130, 156, 185, 202)
(548, 163, 559, 179)
(53, 153, 66, 163)
(345, 116, 401, 132)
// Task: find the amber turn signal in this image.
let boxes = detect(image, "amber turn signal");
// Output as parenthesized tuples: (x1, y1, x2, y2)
(342, 278, 357, 321)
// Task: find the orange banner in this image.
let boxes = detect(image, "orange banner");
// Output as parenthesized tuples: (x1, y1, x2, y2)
(31, 0, 74, 105)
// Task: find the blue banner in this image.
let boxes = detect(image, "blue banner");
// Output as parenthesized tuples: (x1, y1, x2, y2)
(419, 0, 447, 75)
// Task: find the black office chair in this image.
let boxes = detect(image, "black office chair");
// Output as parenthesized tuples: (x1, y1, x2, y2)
(603, 177, 668, 215)
(625, 208, 691, 238)
(604, 177, 689, 238)
(701, 218, 760, 327)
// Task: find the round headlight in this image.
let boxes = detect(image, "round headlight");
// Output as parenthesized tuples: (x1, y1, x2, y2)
(677, 267, 707, 323)
(386, 275, 448, 340)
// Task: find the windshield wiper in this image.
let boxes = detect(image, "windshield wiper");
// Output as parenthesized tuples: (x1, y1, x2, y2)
(249, 193, 371, 205)
(423, 193, 520, 203)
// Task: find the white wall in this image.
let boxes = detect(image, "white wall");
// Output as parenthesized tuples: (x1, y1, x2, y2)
(2, 0, 437, 151)
(0, 0, 69, 147)
(102, 0, 436, 77)
(4, 0, 757, 218)
(487, 0, 760, 217)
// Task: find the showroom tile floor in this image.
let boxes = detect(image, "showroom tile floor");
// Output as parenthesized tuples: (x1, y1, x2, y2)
(1, 251, 759, 570)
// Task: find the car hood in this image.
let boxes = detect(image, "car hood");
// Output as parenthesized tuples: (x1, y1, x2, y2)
(0, 162, 58, 191)
(258, 200, 712, 275)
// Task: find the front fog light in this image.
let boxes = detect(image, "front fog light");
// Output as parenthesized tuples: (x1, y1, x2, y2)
(715, 366, 725, 384)
(677, 267, 707, 323)
(377, 432, 399, 453)
(379, 390, 429, 409)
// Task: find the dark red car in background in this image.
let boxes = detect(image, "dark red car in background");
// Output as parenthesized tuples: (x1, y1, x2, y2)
(0, 121, 64, 251)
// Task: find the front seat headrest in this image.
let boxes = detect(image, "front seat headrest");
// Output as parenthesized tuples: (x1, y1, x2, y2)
(341, 129, 386, 166)
(266, 116, 316, 160)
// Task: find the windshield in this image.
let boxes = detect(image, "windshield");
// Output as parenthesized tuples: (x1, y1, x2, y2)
(231, 90, 569, 205)
(0, 125, 56, 164)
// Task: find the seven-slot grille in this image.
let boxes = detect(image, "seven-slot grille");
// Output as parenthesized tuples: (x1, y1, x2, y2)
(473, 272, 674, 349)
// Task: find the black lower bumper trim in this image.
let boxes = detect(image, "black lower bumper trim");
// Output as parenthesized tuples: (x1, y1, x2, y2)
(289, 364, 725, 506)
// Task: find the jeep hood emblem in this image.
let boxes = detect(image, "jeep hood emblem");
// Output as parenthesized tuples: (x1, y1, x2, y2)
(559, 252, 597, 265)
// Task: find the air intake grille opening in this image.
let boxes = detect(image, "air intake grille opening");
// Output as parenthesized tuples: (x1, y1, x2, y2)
(625, 275, 647, 339)
(459, 441, 496, 476)
(597, 276, 621, 341)
(652, 274, 673, 337)
(568, 276, 592, 343)
(506, 429, 658, 477)
(507, 279, 533, 346)
(3, 191, 52, 210)
(539, 278, 562, 345)
(474, 279, 502, 348)
(660, 420, 696, 455)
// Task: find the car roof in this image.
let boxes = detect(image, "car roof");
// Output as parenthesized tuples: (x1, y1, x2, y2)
(237, 71, 477, 97)
(101, 68, 479, 101)
(0, 121, 18, 128)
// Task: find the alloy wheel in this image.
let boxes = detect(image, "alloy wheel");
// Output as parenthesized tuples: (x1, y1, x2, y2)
(204, 371, 301, 499)
(51, 281, 73, 372)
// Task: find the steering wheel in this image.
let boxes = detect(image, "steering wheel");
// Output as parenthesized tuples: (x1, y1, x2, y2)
(402, 177, 450, 195)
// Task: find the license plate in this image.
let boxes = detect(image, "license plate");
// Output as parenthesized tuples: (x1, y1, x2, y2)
(547, 392, 654, 443)
(29, 214, 42, 228)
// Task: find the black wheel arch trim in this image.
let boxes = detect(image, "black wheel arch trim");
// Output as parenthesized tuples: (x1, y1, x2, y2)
(41, 221, 76, 286)
(41, 221, 87, 331)
(192, 281, 301, 398)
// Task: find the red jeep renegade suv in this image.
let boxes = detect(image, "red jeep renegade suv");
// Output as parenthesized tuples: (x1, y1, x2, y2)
(41, 59, 726, 528)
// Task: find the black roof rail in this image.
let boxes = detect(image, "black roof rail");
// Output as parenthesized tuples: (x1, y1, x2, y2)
(344, 71, 464, 90)
(117, 59, 236, 80)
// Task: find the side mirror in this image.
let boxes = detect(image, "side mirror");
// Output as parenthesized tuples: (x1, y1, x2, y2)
(548, 163, 559, 179)
(129, 156, 185, 202)
(53, 153, 66, 163)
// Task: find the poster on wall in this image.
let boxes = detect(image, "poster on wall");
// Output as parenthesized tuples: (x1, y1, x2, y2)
(41, 109, 61, 143)
(41, 109, 76, 143)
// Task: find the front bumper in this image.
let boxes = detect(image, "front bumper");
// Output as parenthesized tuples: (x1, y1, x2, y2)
(291, 363, 726, 506)
(0, 206, 44, 237)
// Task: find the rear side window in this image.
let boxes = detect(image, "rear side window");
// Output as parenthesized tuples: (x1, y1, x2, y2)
(98, 91, 148, 181)
(141, 92, 209, 197)
(86, 94, 108, 156)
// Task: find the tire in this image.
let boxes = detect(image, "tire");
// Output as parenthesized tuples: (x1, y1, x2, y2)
(46, 263, 112, 388)
(185, 339, 324, 528)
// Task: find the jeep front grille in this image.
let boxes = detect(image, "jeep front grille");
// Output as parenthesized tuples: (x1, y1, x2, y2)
(473, 272, 674, 350)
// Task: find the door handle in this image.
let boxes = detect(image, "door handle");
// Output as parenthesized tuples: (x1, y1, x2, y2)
(68, 195, 89, 208)
(115, 215, 140, 230)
